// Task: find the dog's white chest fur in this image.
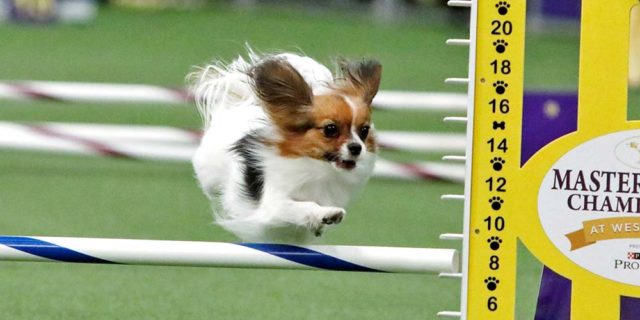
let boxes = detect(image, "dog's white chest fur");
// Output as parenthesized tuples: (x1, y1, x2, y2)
(264, 155, 374, 208)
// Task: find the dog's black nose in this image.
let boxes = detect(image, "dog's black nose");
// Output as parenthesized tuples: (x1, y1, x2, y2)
(348, 143, 362, 156)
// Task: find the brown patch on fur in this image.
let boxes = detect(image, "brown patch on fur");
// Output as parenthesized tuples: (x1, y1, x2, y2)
(276, 95, 353, 159)
(250, 58, 314, 131)
(275, 94, 378, 160)
(250, 58, 380, 161)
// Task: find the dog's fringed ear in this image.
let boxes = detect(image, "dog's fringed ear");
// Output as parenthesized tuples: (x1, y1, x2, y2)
(339, 59, 382, 106)
(250, 59, 313, 130)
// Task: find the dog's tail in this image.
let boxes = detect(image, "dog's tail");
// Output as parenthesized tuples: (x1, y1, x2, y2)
(187, 48, 261, 130)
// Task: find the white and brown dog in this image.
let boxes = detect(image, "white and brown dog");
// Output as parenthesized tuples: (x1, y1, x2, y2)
(189, 50, 381, 243)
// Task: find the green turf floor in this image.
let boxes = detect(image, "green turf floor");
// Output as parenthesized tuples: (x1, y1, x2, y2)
(0, 4, 608, 319)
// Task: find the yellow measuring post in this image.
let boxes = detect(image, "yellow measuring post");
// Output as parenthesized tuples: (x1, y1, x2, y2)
(462, 0, 524, 318)
(462, 0, 640, 319)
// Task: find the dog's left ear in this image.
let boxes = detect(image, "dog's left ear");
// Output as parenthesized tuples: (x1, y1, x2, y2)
(338, 59, 382, 105)
(251, 58, 314, 131)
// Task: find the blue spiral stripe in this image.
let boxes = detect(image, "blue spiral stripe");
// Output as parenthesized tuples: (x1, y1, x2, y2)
(0, 236, 116, 264)
(0, 236, 384, 272)
(239, 243, 384, 272)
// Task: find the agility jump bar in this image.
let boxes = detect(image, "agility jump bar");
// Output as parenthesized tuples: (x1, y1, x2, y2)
(0, 121, 467, 154)
(0, 80, 467, 112)
(0, 236, 459, 274)
(0, 122, 466, 183)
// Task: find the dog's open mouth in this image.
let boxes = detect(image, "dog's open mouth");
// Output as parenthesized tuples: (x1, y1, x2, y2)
(336, 159, 357, 170)
(324, 153, 357, 170)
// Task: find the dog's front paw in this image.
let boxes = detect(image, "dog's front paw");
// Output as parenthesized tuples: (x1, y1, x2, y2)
(311, 207, 346, 237)
(322, 209, 345, 225)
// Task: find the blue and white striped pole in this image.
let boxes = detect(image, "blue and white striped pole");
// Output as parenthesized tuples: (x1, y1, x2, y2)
(0, 236, 459, 274)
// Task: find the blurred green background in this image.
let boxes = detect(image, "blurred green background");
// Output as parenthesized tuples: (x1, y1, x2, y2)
(1, 1, 632, 319)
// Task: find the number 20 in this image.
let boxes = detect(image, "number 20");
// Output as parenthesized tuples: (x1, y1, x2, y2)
(491, 20, 513, 35)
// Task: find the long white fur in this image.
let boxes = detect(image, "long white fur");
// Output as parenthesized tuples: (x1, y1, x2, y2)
(189, 50, 376, 243)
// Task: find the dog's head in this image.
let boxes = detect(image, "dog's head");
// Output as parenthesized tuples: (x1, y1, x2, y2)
(250, 58, 381, 171)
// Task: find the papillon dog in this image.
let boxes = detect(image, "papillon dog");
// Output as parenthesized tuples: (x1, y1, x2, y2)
(189, 49, 381, 243)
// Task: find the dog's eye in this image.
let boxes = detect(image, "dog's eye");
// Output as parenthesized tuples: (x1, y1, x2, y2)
(323, 124, 339, 138)
(359, 125, 370, 140)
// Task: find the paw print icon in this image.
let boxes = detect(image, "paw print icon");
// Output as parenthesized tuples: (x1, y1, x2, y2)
(489, 196, 504, 210)
(490, 157, 505, 171)
(487, 236, 503, 250)
(484, 277, 500, 291)
(495, 1, 510, 15)
(493, 39, 508, 54)
(493, 81, 508, 95)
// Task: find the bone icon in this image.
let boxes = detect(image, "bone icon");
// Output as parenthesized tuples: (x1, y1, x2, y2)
(493, 121, 506, 130)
